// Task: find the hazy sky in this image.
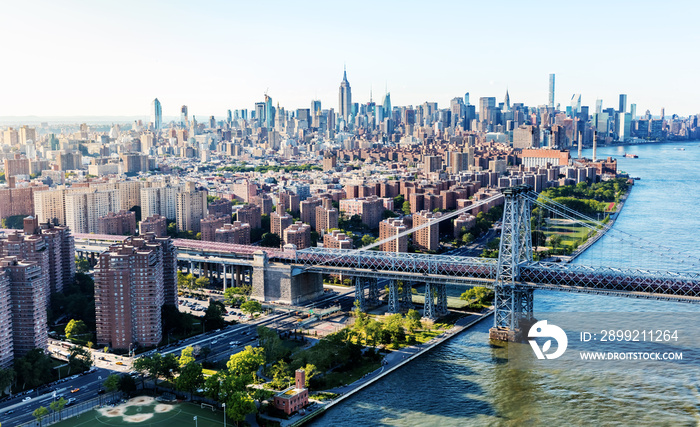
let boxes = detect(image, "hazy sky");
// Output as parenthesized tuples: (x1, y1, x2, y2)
(2, 0, 698, 118)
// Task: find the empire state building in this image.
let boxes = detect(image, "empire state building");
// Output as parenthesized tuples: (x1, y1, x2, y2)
(338, 67, 352, 124)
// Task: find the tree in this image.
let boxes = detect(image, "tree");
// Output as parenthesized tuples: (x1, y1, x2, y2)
(194, 276, 210, 290)
(240, 300, 262, 317)
(161, 353, 180, 384)
(104, 374, 121, 398)
(225, 391, 257, 424)
(119, 374, 136, 394)
(383, 209, 397, 219)
(49, 398, 66, 422)
(132, 356, 154, 389)
(75, 257, 90, 273)
(224, 287, 245, 306)
(204, 301, 226, 331)
(302, 364, 318, 388)
(402, 201, 411, 215)
(33, 406, 49, 426)
(460, 286, 494, 307)
(67, 346, 92, 374)
(179, 346, 196, 367)
(65, 319, 87, 340)
(383, 313, 406, 343)
(361, 234, 376, 247)
(14, 349, 52, 390)
(257, 326, 286, 364)
(406, 309, 422, 333)
(227, 346, 265, 381)
(260, 232, 281, 248)
(0, 368, 15, 396)
(462, 232, 474, 244)
(176, 361, 204, 399)
(393, 194, 405, 209)
(269, 360, 292, 389)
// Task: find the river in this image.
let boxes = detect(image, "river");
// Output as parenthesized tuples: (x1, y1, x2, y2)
(311, 140, 700, 426)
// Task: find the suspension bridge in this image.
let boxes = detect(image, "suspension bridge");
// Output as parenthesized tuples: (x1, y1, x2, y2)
(70, 185, 700, 342)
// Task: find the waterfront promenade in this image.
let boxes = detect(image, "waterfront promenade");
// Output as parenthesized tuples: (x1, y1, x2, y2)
(279, 310, 493, 427)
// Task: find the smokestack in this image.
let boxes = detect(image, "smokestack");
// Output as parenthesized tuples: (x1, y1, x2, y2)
(577, 131, 582, 159)
(593, 131, 598, 162)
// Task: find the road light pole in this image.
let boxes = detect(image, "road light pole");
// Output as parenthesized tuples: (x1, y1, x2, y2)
(223, 402, 226, 427)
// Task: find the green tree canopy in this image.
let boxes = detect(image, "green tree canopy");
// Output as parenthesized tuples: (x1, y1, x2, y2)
(226, 346, 265, 380)
(179, 346, 196, 367)
(65, 319, 87, 340)
(240, 300, 263, 317)
(402, 201, 411, 215)
(176, 361, 204, 398)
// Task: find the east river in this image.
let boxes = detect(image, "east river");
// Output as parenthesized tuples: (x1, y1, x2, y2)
(311, 140, 700, 426)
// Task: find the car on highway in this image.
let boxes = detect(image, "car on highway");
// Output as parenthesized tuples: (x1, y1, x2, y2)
(116, 361, 125, 366)
(211, 340, 218, 345)
(229, 341, 240, 346)
(71, 388, 80, 393)
(66, 397, 77, 406)
(4, 409, 15, 415)
(22, 396, 31, 402)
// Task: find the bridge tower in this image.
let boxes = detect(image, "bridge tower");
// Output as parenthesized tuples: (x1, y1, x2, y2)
(490, 185, 535, 342)
(400, 282, 413, 309)
(367, 277, 380, 307)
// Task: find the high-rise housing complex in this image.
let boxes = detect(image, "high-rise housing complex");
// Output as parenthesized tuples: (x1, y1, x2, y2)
(0, 269, 12, 369)
(95, 234, 176, 350)
(548, 74, 555, 108)
(237, 204, 262, 229)
(176, 182, 207, 233)
(141, 184, 180, 221)
(139, 214, 167, 237)
(379, 219, 407, 253)
(339, 68, 352, 123)
(151, 98, 162, 131)
(283, 222, 311, 249)
(65, 189, 121, 234)
(412, 211, 441, 252)
(1, 258, 48, 359)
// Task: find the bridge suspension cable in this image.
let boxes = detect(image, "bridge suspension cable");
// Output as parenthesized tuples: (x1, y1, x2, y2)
(305, 193, 504, 268)
(527, 191, 700, 269)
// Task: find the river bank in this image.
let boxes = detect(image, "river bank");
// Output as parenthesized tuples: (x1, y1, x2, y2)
(283, 311, 493, 427)
(562, 182, 632, 263)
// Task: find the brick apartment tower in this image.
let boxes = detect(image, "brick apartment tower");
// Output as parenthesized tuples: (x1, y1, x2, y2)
(0, 269, 13, 369)
(95, 234, 176, 349)
(0, 258, 48, 358)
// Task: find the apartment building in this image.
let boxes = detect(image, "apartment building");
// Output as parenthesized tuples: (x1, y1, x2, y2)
(379, 218, 408, 253)
(139, 214, 167, 237)
(412, 210, 441, 251)
(95, 234, 176, 349)
(215, 221, 251, 245)
(98, 210, 137, 236)
(283, 222, 311, 249)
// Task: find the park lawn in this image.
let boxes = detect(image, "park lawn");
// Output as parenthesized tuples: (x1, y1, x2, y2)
(202, 368, 218, 377)
(411, 294, 470, 309)
(320, 360, 382, 389)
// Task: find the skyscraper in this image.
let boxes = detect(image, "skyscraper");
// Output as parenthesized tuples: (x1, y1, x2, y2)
(265, 94, 275, 130)
(338, 67, 352, 124)
(151, 98, 162, 131)
(180, 105, 188, 127)
(619, 94, 627, 113)
(548, 74, 555, 108)
(464, 92, 470, 106)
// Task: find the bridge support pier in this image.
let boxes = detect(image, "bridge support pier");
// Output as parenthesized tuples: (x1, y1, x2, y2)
(436, 283, 448, 316)
(400, 282, 413, 309)
(423, 283, 437, 320)
(354, 277, 366, 311)
(367, 278, 380, 307)
(388, 281, 400, 314)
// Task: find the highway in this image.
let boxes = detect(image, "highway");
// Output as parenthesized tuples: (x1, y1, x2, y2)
(0, 367, 113, 426)
(0, 288, 356, 426)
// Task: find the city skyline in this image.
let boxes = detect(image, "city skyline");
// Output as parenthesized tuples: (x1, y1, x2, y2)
(2, 0, 698, 117)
